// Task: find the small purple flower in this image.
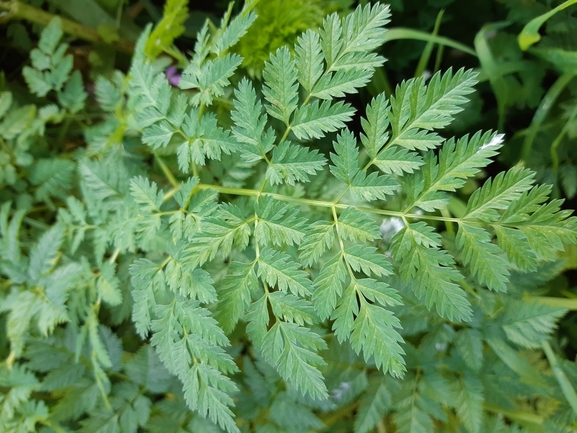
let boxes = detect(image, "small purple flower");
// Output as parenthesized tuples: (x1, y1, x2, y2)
(166, 66, 181, 87)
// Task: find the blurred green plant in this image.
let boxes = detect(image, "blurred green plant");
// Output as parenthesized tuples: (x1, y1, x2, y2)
(1, 2, 577, 433)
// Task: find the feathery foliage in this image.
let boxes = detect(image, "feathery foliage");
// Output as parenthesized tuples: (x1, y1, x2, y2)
(1, 3, 577, 433)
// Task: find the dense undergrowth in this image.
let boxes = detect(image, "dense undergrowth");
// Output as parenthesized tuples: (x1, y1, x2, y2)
(1, 1, 577, 432)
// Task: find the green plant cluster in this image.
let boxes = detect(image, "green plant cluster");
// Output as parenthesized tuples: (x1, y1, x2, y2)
(1, 1, 577, 433)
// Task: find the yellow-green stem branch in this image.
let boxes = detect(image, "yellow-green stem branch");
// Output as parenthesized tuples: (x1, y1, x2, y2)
(194, 183, 460, 223)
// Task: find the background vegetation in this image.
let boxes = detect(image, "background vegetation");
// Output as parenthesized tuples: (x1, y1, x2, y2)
(1, 0, 577, 432)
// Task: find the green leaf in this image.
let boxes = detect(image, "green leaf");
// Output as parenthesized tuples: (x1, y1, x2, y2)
(184, 203, 251, 267)
(263, 47, 299, 125)
(354, 379, 392, 433)
(142, 120, 174, 149)
(211, 4, 256, 55)
(129, 63, 171, 115)
(39, 17, 64, 54)
(181, 54, 243, 107)
(332, 279, 404, 376)
(337, 207, 381, 243)
(453, 373, 484, 433)
(58, 70, 87, 113)
(405, 131, 504, 212)
(394, 377, 434, 433)
(145, 0, 188, 58)
(28, 225, 64, 283)
(30, 158, 75, 204)
(217, 261, 258, 334)
(373, 147, 423, 175)
(95, 73, 123, 112)
(388, 68, 478, 149)
(501, 300, 567, 349)
(391, 223, 471, 322)
(465, 167, 535, 222)
(292, 100, 355, 141)
(257, 248, 313, 297)
(313, 253, 347, 320)
(508, 198, 577, 261)
(130, 176, 163, 213)
(165, 256, 217, 304)
(97, 262, 122, 306)
(360, 93, 390, 159)
(231, 78, 275, 161)
(184, 363, 240, 433)
(299, 221, 335, 267)
(340, 3, 391, 56)
(493, 226, 537, 272)
(178, 113, 237, 170)
(455, 223, 509, 292)
(268, 291, 317, 326)
(312, 68, 374, 100)
(151, 300, 239, 432)
(260, 320, 328, 400)
(255, 196, 308, 246)
(455, 328, 484, 372)
(267, 140, 326, 186)
(129, 258, 166, 337)
(344, 245, 392, 277)
(22, 67, 53, 97)
(0, 91, 12, 119)
(295, 30, 324, 94)
(319, 13, 343, 69)
(330, 130, 360, 185)
(350, 170, 398, 202)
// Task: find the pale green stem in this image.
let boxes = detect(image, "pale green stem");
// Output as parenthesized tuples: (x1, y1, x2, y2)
(542, 341, 577, 416)
(483, 404, 543, 425)
(194, 182, 460, 223)
(154, 153, 180, 188)
(108, 247, 120, 264)
(521, 74, 574, 162)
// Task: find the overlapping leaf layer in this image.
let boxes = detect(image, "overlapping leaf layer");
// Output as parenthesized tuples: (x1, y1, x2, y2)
(1, 3, 577, 433)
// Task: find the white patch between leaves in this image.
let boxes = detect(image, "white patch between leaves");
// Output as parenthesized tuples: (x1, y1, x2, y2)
(480, 133, 505, 151)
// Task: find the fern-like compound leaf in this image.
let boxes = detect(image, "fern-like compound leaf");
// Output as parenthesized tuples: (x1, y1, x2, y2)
(231, 78, 275, 160)
(354, 379, 392, 433)
(263, 47, 299, 125)
(405, 131, 504, 211)
(344, 245, 393, 277)
(216, 261, 258, 334)
(254, 196, 308, 247)
(267, 140, 326, 186)
(453, 374, 484, 433)
(313, 253, 347, 321)
(501, 299, 567, 349)
(257, 248, 313, 297)
(374, 146, 424, 175)
(360, 93, 390, 159)
(261, 320, 328, 400)
(292, 100, 355, 141)
(391, 223, 471, 322)
(295, 30, 325, 94)
(181, 54, 243, 107)
(299, 221, 336, 267)
(465, 167, 536, 222)
(337, 207, 381, 243)
(455, 223, 509, 292)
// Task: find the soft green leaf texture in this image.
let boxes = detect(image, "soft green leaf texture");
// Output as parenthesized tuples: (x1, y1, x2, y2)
(2, 5, 577, 433)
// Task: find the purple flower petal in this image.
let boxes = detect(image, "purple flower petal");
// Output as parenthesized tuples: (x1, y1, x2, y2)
(166, 66, 181, 87)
